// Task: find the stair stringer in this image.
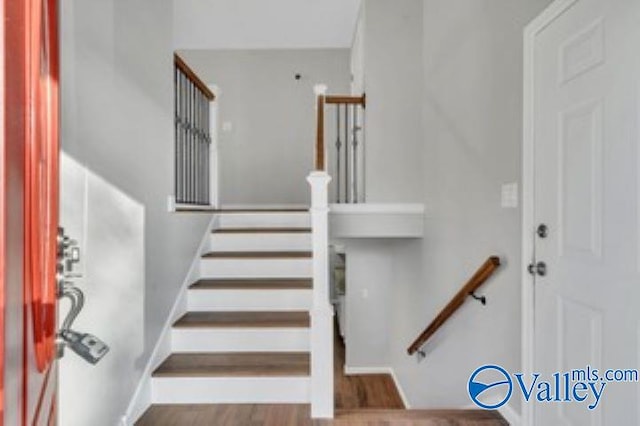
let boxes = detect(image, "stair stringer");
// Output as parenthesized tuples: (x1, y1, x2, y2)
(123, 214, 220, 425)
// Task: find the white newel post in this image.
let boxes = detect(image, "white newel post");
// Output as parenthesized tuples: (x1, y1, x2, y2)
(307, 171, 334, 418)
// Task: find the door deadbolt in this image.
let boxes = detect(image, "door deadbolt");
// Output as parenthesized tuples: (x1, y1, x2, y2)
(537, 224, 548, 238)
(528, 261, 547, 277)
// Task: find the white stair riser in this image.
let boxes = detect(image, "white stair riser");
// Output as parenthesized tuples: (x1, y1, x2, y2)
(209, 233, 311, 252)
(187, 289, 312, 311)
(171, 328, 310, 352)
(152, 377, 310, 403)
(218, 213, 310, 229)
(200, 258, 312, 279)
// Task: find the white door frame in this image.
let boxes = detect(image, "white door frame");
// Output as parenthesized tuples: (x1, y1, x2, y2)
(521, 1, 579, 425)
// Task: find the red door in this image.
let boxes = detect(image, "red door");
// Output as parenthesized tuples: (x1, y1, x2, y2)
(3, 0, 60, 424)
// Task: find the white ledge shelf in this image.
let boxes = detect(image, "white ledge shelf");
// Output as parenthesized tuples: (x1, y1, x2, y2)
(329, 203, 424, 239)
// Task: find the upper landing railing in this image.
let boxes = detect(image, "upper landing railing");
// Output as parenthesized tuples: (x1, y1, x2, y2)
(174, 54, 215, 206)
(314, 86, 366, 203)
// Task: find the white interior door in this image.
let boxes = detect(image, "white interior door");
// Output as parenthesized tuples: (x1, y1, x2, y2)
(532, 0, 640, 424)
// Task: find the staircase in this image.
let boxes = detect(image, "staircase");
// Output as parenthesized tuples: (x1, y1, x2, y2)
(151, 210, 315, 405)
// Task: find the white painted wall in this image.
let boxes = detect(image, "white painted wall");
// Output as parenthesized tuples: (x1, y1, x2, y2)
(361, 0, 553, 416)
(342, 240, 393, 370)
(59, 0, 210, 424)
(178, 49, 350, 206)
(173, 0, 362, 50)
(352, 0, 424, 202)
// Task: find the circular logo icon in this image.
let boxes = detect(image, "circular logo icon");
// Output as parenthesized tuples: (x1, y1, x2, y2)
(468, 364, 513, 409)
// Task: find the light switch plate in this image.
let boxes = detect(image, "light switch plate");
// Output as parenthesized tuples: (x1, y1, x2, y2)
(501, 182, 519, 208)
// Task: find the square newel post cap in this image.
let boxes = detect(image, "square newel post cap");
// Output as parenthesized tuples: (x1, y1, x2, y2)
(307, 171, 331, 186)
(314, 84, 328, 96)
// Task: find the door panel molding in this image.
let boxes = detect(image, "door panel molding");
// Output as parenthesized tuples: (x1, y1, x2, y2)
(557, 98, 603, 259)
(558, 17, 605, 85)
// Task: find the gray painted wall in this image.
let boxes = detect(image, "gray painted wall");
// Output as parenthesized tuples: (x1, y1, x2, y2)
(343, 240, 394, 370)
(346, 0, 553, 415)
(359, 0, 424, 202)
(178, 49, 351, 206)
(59, 0, 210, 424)
(384, 0, 553, 413)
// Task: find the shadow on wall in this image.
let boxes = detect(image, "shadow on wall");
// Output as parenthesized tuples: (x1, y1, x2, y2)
(59, 151, 145, 426)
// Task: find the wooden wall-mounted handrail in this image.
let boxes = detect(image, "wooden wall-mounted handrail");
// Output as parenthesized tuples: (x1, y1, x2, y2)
(407, 256, 501, 356)
(174, 53, 215, 101)
(325, 94, 366, 108)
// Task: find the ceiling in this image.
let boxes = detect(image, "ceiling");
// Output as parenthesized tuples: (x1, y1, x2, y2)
(173, 0, 362, 50)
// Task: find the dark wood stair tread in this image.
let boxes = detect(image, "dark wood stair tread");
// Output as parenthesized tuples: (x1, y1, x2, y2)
(202, 251, 312, 259)
(174, 311, 310, 328)
(176, 208, 308, 213)
(213, 227, 311, 234)
(152, 352, 310, 377)
(190, 278, 312, 290)
(212, 208, 308, 213)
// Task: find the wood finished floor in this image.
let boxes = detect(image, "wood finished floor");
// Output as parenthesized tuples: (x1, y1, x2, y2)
(138, 326, 507, 425)
(136, 405, 507, 426)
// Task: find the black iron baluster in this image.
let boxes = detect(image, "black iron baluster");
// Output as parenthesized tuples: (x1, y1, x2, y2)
(180, 71, 185, 203)
(174, 65, 178, 201)
(185, 77, 189, 204)
(199, 91, 205, 204)
(189, 79, 195, 204)
(196, 88, 201, 204)
(173, 60, 212, 206)
(352, 104, 359, 203)
(335, 105, 342, 203)
(344, 103, 350, 203)
(205, 95, 210, 205)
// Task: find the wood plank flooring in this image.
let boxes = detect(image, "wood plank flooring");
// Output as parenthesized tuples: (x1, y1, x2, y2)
(333, 326, 403, 410)
(137, 404, 507, 426)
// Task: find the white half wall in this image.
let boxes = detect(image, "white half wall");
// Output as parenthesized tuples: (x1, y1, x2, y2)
(59, 0, 211, 424)
(178, 49, 350, 205)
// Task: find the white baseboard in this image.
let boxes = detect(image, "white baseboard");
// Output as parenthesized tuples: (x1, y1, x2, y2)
(497, 402, 521, 426)
(343, 366, 411, 409)
(464, 402, 521, 425)
(344, 366, 392, 375)
(389, 368, 411, 409)
(123, 215, 219, 424)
